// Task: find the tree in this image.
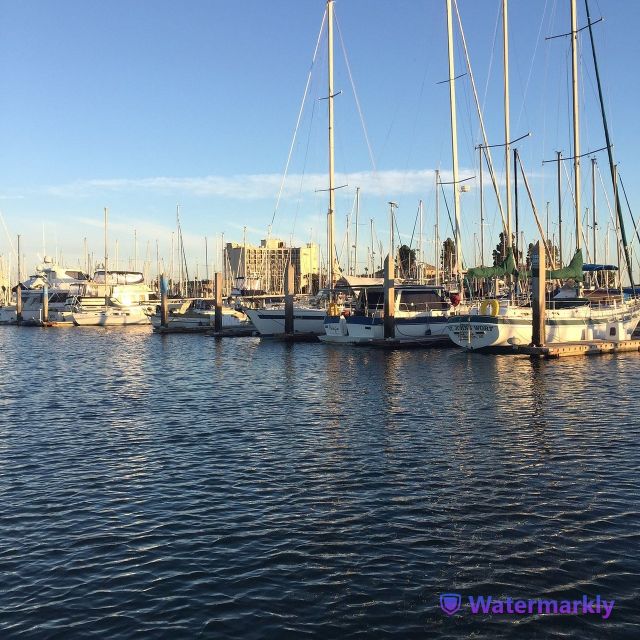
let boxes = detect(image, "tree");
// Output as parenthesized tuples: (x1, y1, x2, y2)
(442, 238, 455, 277)
(398, 244, 416, 278)
(492, 232, 521, 266)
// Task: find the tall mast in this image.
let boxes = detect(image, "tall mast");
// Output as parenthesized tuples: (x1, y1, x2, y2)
(592, 157, 597, 266)
(445, 0, 462, 288)
(479, 148, 484, 265)
(104, 207, 108, 306)
(503, 0, 513, 249)
(557, 151, 563, 266)
(327, 0, 336, 288)
(418, 199, 424, 282)
(570, 0, 582, 252)
(435, 169, 440, 286)
(354, 187, 360, 276)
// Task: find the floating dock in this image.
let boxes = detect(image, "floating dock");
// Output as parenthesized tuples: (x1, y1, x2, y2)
(517, 339, 640, 359)
(209, 325, 257, 338)
(367, 336, 452, 349)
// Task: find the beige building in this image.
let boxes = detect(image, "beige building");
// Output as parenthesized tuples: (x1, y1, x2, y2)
(226, 238, 319, 294)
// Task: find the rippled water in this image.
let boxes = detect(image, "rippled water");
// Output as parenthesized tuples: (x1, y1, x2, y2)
(1, 326, 639, 638)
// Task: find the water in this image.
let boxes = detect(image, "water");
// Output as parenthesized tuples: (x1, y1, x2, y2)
(1, 326, 639, 638)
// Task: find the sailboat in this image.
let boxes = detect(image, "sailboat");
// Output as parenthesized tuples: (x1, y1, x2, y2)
(446, 0, 640, 350)
(245, 0, 341, 337)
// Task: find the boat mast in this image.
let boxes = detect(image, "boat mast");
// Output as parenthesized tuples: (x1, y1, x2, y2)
(503, 0, 513, 252)
(445, 0, 462, 293)
(104, 207, 108, 306)
(418, 199, 424, 282)
(435, 169, 440, 286)
(479, 147, 485, 265)
(570, 0, 582, 255)
(327, 0, 336, 288)
(354, 186, 359, 276)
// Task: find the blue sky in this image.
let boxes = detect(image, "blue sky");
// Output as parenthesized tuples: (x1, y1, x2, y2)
(1, 0, 640, 280)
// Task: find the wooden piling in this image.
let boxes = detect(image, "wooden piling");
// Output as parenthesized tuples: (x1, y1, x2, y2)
(42, 284, 49, 324)
(214, 272, 223, 333)
(383, 255, 395, 339)
(16, 234, 22, 325)
(531, 240, 545, 347)
(16, 286, 22, 325)
(160, 273, 169, 328)
(284, 261, 294, 335)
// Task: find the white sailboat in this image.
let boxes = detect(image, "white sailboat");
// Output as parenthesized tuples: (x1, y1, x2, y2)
(446, 0, 640, 350)
(148, 298, 248, 331)
(245, 0, 340, 337)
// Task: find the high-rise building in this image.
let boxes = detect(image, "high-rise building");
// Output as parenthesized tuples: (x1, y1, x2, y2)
(226, 238, 319, 294)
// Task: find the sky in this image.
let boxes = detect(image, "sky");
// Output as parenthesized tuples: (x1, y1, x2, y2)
(1, 0, 640, 282)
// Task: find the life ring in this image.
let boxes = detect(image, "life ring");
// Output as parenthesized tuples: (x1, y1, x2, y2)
(327, 303, 340, 317)
(480, 299, 500, 317)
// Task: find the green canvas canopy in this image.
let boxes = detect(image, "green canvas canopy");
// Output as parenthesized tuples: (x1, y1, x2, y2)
(465, 247, 517, 279)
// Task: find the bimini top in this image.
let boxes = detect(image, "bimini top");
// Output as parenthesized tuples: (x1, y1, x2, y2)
(582, 264, 618, 272)
(93, 270, 144, 285)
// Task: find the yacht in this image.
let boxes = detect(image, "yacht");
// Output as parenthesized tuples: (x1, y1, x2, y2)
(71, 269, 154, 326)
(4, 257, 90, 325)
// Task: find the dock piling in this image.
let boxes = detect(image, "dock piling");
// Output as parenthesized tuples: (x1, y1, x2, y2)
(383, 255, 395, 339)
(284, 262, 294, 335)
(531, 241, 545, 347)
(42, 284, 49, 324)
(160, 273, 169, 328)
(214, 272, 223, 333)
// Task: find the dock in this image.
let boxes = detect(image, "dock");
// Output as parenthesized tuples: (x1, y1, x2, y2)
(154, 325, 211, 335)
(367, 336, 452, 349)
(208, 325, 257, 338)
(517, 339, 640, 359)
(269, 332, 320, 343)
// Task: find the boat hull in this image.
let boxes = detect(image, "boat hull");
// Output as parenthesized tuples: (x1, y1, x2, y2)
(72, 307, 151, 326)
(244, 308, 326, 336)
(321, 314, 451, 344)
(447, 303, 640, 350)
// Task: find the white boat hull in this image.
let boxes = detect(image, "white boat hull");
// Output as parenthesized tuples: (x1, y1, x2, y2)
(321, 313, 451, 344)
(446, 300, 640, 350)
(72, 306, 151, 326)
(149, 312, 245, 330)
(244, 307, 326, 336)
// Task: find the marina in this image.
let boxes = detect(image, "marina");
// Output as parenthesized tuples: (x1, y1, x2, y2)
(2, 0, 640, 637)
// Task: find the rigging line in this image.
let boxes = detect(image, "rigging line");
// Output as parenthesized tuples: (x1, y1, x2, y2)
(291, 94, 319, 241)
(438, 183, 457, 250)
(453, 0, 506, 233)
(595, 161, 619, 237)
(408, 203, 420, 252)
(0, 210, 17, 262)
(515, 0, 549, 130)
(270, 7, 326, 229)
(617, 173, 640, 251)
(334, 10, 377, 176)
(482, 0, 502, 114)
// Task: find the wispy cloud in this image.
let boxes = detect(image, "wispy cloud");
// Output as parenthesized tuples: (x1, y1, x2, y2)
(45, 168, 483, 200)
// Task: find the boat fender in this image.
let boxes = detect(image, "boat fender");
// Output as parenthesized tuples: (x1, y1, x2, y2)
(480, 299, 500, 317)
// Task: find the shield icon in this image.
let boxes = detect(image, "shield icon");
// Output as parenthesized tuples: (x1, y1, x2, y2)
(440, 593, 462, 616)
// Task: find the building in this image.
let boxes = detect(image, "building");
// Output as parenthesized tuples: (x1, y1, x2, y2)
(226, 238, 319, 294)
